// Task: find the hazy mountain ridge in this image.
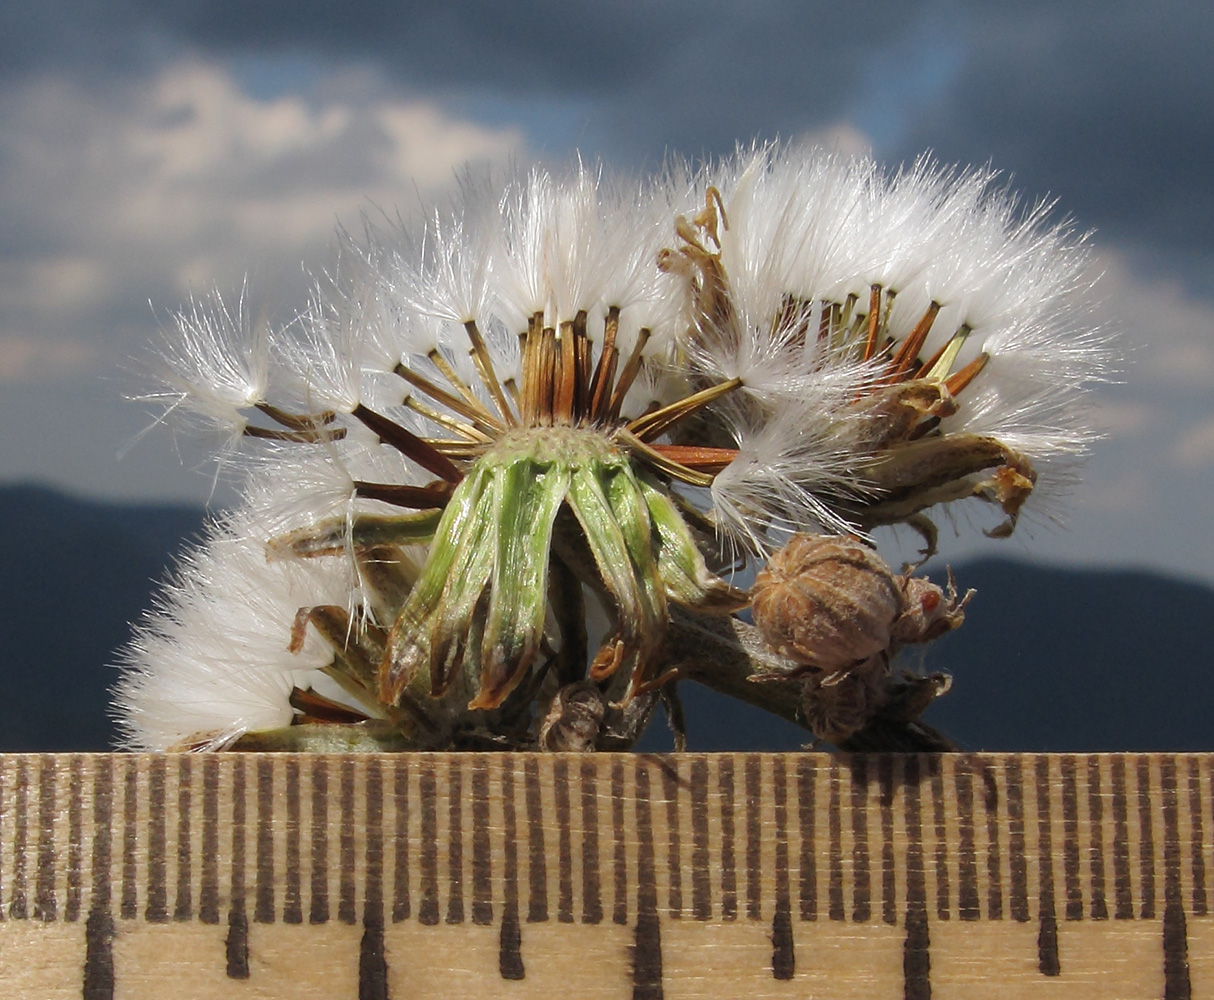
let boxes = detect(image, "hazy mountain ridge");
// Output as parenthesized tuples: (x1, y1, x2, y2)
(1, 485, 1209, 752)
(0, 485, 206, 751)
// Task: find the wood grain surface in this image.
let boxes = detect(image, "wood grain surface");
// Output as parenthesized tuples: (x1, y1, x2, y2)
(0, 752, 1208, 998)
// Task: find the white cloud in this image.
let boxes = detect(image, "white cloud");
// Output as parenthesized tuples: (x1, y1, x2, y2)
(1171, 418, 1214, 470)
(109, 62, 525, 258)
(795, 121, 874, 158)
(0, 256, 107, 316)
(376, 103, 525, 188)
(1091, 249, 1214, 388)
(0, 336, 96, 380)
(1072, 461, 1153, 514)
(0, 60, 526, 378)
(1088, 397, 1154, 437)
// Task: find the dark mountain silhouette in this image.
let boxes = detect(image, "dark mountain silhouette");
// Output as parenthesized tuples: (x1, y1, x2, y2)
(1, 484, 1210, 753)
(914, 558, 1214, 753)
(0, 485, 205, 751)
(646, 560, 1214, 752)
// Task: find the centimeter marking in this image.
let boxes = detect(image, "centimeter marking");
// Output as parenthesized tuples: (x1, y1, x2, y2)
(0, 752, 1210, 999)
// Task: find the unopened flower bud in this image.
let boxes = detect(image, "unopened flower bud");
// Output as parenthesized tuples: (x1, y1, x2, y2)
(751, 534, 905, 672)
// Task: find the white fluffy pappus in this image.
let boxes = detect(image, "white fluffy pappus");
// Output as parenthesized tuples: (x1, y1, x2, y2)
(114, 509, 362, 750)
(134, 284, 270, 445)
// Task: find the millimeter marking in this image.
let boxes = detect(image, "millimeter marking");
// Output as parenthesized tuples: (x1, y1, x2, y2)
(0, 752, 1209, 1000)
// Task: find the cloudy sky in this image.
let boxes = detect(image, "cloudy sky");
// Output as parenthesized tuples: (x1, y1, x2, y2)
(2, 1, 1212, 584)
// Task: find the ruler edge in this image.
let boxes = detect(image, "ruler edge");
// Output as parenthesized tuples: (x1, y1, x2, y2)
(0, 751, 1210, 930)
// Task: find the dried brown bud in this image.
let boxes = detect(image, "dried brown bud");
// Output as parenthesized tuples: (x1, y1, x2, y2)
(751, 534, 905, 672)
(800, 665, 889, 746)
(749, 534, 971, 747)
(538, 681, 606, 751)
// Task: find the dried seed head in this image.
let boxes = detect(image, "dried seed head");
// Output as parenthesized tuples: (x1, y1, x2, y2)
(117, 142, 1103, 753)
(750, 534, 905, 672)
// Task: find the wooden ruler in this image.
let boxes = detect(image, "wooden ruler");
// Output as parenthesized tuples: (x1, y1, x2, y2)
(0, 752, 1210, 998)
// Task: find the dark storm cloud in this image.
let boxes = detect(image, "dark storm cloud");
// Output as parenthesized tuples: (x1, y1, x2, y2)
(132, 0, 933, 164)
(4, 0, 924, 156)
(0, 1, 152, 82)
(890, 2, 1214, 261)
(139, 0, 689, 89)
(6, 0, 1213, 257)
(135, 0, 905, 99)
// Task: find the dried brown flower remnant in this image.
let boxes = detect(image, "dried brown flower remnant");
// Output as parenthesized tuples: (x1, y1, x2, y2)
(750, 533, 971, 744)
(894, 574, 971, 645)
(538, 682, 606, 751)
(800, 671, 888, 747)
